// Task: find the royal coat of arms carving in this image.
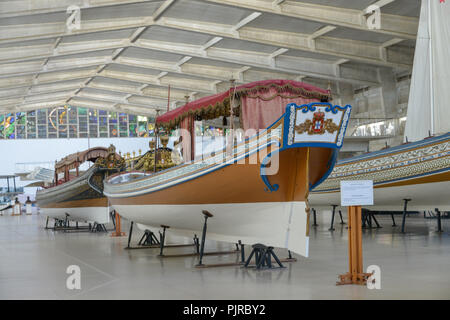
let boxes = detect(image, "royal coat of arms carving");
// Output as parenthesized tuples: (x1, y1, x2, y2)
(295, 110, 339, 135)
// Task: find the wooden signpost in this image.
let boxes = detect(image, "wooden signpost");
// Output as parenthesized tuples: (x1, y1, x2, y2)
(337, 181, 374, 286)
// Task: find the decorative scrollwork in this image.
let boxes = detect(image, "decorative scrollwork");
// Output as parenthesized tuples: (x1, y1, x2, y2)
(133, 147, 182, 172)
(94, 144, 126, 171)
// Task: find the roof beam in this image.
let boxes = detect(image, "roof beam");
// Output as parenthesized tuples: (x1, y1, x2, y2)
(136, 38, 379, 86)
(380, 38, 404, 48)
(152, 0, 177, 21)
(68, 96, 160, 115)
(231, 12, 262, 33)
(99, 71, 217, 94)
(157, 17, 413, 69)
(0, 16, 413, 69)
(0, 0, 157, 19)
(309, 25, 337, 40)
(369, 0, 396, 9)
(201, 37, 223, 52)
(203, 0, 417, 40)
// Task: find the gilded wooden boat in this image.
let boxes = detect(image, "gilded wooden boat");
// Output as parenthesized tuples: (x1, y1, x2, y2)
(104, 80, 352, 257)
(36, 145, 125, 223)
(309, 133, 450, 211)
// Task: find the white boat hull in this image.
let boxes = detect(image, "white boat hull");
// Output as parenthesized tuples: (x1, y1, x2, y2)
(114, 201, 310, 257)
(309, 180, 450, 212)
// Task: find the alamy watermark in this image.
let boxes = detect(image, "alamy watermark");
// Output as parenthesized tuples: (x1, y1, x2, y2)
(365, 5, 381, 30)
(367, 265, 381, 289)
(66, 265, 81, 290)
(66, 5, 81, 32)
(158, 128, 281, 175)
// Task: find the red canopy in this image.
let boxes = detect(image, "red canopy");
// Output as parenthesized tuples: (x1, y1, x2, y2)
(156, 79, 330, 129)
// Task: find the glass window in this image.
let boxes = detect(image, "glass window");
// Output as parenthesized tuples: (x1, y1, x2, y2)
(68, 106, 77, 138)
(99, 115, 108, 137)
(88, 108, 98, 138)
(0, 107, 156, 140)
(16, 112, 26, 139)
(128, 114, 137, 137)
(47, 108, 57, 138)
(5, 113, 15, 139)
(57, 108, 68, 138)
(148, 122, 155, 137)
(138, 115, 148, 137)
(26, 111, 36, 139)
(108, 111, 118, 137)
(119, 113, 128, 137)
(0, 115, 4, 139)
(78, 107, 88, 138)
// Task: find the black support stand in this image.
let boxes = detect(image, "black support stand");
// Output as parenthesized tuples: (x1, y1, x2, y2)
(338, 210, 345, 224)
(194, 234, 200, 254)
(239, 240, 245, 264)
(91, 223, 108, 233)
(127, 221, 134, 249)
(110, 210, 116, 230)
(138, 229, 160, 246)
(286, 250, 297, 262)
(312, 208, 318, 227)
(196, 210, 213, 267)
(391, 212, 397, 227)
(46, 217, 91, 232)
(159, 225, 170, 256)
(371, 213, 381, 228)
(401, 199, 411, 233)
(435, 208, 443, 233)
(362, 209, 381, 229)
(329, 205, 337, 231)
(244, 244, 285, 269)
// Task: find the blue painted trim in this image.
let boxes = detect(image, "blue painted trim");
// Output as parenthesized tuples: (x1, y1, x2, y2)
(311, 166, 450, 193)
(338, 132, 450, 165)
(310, 149, 339, 190)
(261, 101, 352, 192)
(260, 148, 281, 192)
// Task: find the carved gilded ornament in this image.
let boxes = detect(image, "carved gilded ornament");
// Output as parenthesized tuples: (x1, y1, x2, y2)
(295, 111, 339, 135)
(94, 144, 126, 170)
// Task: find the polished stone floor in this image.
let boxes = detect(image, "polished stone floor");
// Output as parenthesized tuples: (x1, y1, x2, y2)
(0, 212, 449, 300)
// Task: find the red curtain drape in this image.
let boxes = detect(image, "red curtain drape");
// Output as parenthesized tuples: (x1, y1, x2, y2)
(180, 115, 195, 162)
(241, 87, 319, 131)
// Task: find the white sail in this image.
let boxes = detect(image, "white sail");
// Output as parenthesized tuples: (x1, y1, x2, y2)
(404, 0, 450, 142)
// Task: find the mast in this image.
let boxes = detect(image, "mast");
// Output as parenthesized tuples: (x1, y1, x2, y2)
(154, 109, 160, 173)
(167, 84, 171, 112)
(428, 0, 434, 136)
(228, 79, 236, 157)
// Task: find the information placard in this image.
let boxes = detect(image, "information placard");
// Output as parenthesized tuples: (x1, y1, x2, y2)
(340, 180, 374, 206)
